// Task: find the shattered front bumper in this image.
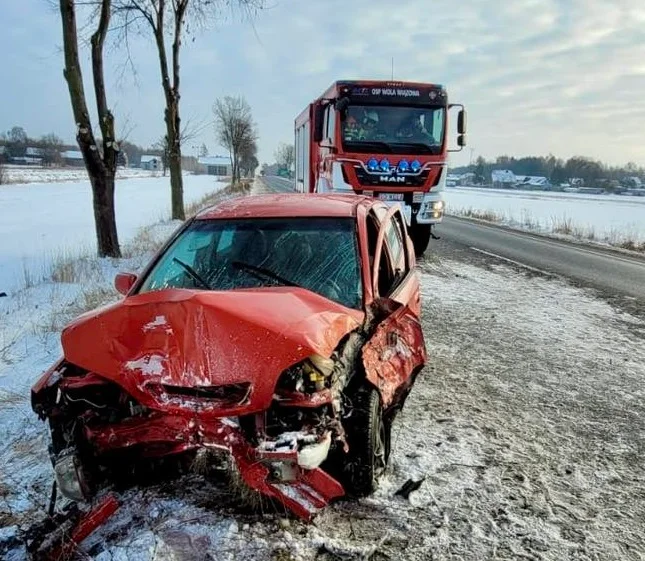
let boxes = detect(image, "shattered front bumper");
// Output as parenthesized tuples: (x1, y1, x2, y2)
(83, 412, 344, 520)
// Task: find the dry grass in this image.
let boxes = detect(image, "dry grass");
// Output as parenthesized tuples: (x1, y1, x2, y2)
(121, 224, 170, 259)
(185, 180, 253, 217)
(551, 215, 574, 235)
(50, 252, 104, 284)
(452, 207, 504, 223)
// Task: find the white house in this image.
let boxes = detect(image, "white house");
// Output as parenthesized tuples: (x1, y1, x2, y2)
(61, 150, 84, 167)
(198, 155, 231, 177)
(491, 169, 516, 186)
(140, 155, 161, 171)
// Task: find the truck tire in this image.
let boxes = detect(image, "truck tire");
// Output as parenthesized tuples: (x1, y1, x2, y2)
(342, 384, 390, 497)
(411, 223, 432, 257)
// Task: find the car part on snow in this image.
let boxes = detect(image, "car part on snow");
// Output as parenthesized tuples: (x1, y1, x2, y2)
(24, 494, 119, 561)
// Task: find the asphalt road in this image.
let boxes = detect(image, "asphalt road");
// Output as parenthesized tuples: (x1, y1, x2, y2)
(258, 176, 645, 301)
(438, 216, 645, 300)
(258, 175, 295, 193)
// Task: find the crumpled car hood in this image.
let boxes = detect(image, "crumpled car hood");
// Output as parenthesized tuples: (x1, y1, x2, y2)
(61, 287, 363, 416)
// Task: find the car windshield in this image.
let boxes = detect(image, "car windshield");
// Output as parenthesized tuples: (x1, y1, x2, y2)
(138, 217, 362, 309)
(341, 104, 445, 155)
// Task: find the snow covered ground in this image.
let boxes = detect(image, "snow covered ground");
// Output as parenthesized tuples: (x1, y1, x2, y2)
(3, 166, 163, 185)
(2, 236, 644, 559)
(0, 174, 226, 295)
(446, 186, 645, 245)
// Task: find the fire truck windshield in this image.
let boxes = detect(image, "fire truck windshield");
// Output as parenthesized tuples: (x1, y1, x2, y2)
(341, 105, 445, 155)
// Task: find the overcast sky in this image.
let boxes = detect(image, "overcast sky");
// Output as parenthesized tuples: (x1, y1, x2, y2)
(2, 0, 645, 167)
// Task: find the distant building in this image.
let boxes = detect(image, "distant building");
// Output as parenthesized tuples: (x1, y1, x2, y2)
(25, 147, 45, 158)
(140, 155, 161, 171)
(515, 176, 550, 188)
(198, 155, 231, 177)
(491, 169, 516, 187)
(61, 150, 84, 167)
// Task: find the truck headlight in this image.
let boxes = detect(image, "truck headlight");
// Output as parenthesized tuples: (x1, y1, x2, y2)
(432, 200, 445, 211)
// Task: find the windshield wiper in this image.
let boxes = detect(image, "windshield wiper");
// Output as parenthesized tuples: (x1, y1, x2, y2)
(344, 140, 392, 153)
(172, 257, 212, 290)
(389, 142, 438, 155)
(232, 261, 301, 289)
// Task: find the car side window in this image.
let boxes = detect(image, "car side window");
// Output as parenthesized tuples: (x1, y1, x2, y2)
(368, 208, 397, 297)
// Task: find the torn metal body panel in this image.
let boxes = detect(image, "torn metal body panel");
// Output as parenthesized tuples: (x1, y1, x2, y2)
(31, 193, 426, 527)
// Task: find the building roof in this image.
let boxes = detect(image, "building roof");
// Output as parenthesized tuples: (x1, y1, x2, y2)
(198, 155, 230, 166)
(62, 150, 83, 159)
(197, 193, 373, 220)
(26, 147, 45, 157)
(140, 155, 161, 163)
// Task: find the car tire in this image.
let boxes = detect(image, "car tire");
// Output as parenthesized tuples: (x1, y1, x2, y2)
(411, 223, 431, 257)
(342, 384, 390, 497)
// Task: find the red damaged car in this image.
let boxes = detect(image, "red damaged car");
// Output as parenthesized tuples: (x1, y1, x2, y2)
(32, 194, 426, 520)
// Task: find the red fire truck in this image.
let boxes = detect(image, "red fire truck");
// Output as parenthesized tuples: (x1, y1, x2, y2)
(295, 80, 466, 255)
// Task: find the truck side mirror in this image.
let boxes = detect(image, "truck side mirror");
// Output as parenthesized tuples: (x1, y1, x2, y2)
(457, 110, 467, 135)
(457, 134, 467, 147)
(313, 104, 325, 142)
(335, 97, 350, 112)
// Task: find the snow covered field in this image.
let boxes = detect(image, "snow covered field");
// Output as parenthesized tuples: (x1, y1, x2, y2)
(0, 174, 226, 294)
(446, 187, 645, 245)
(3, 166, 163, 185)
(2, 249, 644, 560)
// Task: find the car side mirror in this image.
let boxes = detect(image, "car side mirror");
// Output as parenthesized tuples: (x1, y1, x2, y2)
(458, 134, 467, 147)
(115, 272, 137, 295)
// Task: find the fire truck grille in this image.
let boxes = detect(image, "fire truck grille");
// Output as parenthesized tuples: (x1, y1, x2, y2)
(353, 165, 430, 188)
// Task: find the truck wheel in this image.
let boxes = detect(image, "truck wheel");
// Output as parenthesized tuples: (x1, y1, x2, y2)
(411, 224, 432, 257)
(342, 384, 390, 497)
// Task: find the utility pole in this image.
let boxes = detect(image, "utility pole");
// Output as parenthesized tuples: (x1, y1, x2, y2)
(391, 57, 394, 80)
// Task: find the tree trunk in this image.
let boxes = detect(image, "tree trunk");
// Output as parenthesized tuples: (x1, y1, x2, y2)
(60, 0, 120, 258)
(165, 99, 184, 220)
(91, 174, 120, 256)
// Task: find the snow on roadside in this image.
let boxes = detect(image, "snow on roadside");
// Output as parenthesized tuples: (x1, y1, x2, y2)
(0, 174, 227, 295)
(4, 166, 166, 185)
(446, 186, 645, 247)
(3, 244, 644, 560)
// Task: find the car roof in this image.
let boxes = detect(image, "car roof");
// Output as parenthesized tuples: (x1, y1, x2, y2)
(196, 193, 376, 220)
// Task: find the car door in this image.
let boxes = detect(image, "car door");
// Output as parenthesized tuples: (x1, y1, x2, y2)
(362, 205, 426, 408)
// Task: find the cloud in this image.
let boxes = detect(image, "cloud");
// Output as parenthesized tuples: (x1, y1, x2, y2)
(1, 0, 645, 166)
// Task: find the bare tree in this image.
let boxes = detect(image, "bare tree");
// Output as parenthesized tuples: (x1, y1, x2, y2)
(239, 140, 259, 178)
(59, 0, 121, 257)
(274, 142, 294, 171)
(112, 0, 265, 220)
(213, 95, 257, 184)
(39, 133, 64, 166)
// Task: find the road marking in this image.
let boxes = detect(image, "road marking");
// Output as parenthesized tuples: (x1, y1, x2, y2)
(450, 216, 645, 268)
(470, 247, 560, 278)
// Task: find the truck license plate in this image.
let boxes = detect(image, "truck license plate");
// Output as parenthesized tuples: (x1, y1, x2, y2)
(379, 193, 404, 201)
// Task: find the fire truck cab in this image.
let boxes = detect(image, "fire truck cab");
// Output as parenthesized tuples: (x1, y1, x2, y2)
(295, 80, 466, 255)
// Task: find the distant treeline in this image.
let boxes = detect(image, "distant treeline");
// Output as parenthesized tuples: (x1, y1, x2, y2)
(453, 155, 644, 188)
(0, 126, 162, 167)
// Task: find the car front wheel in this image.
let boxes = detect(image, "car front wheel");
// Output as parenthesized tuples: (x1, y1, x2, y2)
(343, 384, 390, 496)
